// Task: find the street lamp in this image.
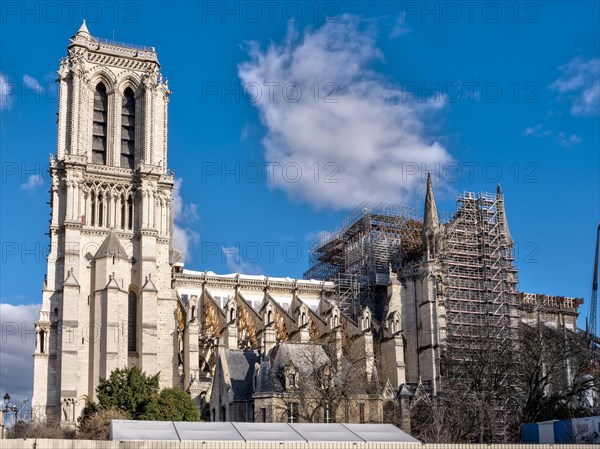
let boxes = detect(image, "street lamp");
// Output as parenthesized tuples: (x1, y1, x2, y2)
(1, 394, 17, 434)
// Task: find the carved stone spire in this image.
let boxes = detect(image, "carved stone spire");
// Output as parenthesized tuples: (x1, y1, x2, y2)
(76, 19, 90, 37)
(423, 173, 440, 235)
(422, 173, 441, 258)
(496, 184, 513, 245)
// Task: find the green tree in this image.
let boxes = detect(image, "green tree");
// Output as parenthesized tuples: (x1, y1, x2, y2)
(78, 366, 199, 439)
(95, 366, 160, 418)
(140, 388, 200, 421)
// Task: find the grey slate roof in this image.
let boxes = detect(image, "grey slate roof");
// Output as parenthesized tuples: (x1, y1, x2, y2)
(225, 349, 259, 400)
(94, 230, 129, 260)
(255, 343, 331, 394)
(254, 357, 273, 394)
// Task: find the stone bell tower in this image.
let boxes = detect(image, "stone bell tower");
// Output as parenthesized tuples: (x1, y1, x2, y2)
(32, 21, 177, 423)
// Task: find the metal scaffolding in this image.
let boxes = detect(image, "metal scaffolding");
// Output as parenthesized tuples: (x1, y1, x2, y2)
(441, 192, 518, 350)
(303, 190, 538, 441)
(439, 191, 519, 442)
(304, 201, 422, 318)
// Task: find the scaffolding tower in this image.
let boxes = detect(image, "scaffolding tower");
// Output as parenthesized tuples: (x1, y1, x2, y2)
(304, 201, 423, 318)
(441, 192, 518, 356)
(440, 191, 519, 442)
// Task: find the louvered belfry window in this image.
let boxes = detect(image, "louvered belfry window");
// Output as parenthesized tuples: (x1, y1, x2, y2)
(121, 87, 136, 169)
(92, 83, 108, 164)
(128, 291, 137, 352)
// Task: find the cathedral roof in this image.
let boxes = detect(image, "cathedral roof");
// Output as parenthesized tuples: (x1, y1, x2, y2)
(94, 230, 129, 260)
(254, 357, 273, 394)
(223, 349, 260, 400)
(255, 343, 331, 394)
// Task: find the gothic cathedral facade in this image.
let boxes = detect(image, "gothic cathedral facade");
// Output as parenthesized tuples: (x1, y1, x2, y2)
(32, 24, 583, 427)
(32, 22, 177, 422)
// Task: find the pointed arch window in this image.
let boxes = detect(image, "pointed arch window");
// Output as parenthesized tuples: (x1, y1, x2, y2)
(97, 192, 104, 227)
(121, 87, 136, 169)
(90, 192, 96, 226)
(92, 83, 108, 165)
(120, 194, 126, 229)
(128, 291, 137, 353)
(39, 330, 46, 354)
(127, 194, 134, 230)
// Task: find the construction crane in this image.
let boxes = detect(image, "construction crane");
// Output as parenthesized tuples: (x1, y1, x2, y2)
(589, 222, 600, 347)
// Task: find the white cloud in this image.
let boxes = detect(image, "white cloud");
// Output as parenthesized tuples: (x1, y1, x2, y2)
(523, 123, 582, 147)
(0, 72, 15, 111)
(389, 13, 410, 39)
(171, 178, 200, 261)
(523, 123, 553, 137)
(172, 178, 199, 223)
(557, 132, 583, 147)
(0, 303, 39, 409)
(172, 224, 200, 262)
(240, 122, 252, 142)
(22, 74, 43, 94)
(20, 174, 44, 192)
(550, 57, 600, 116)
(238, 15, 452, 210)
(221, 246, 263, 274)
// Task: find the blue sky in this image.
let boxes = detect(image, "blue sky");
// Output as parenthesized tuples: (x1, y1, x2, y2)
(0, 1, 599, 405)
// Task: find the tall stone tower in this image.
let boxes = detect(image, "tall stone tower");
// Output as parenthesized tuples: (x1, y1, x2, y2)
(32, 22, 177, 423)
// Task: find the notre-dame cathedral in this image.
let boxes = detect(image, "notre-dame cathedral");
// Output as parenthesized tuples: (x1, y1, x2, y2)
(32, 23, 583, 428)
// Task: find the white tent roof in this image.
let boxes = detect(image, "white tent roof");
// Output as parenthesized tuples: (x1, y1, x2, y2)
(344, 423, 418, 442)
(110, 420, 179, 441)
(175, 421, 245, 442)
(230, 422, 305, 441)
(110, 421, 419, 443)
(290, 423, 363, 442)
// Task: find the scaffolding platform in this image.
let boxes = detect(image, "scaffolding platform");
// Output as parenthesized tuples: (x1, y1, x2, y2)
(304, 201, 423, 319)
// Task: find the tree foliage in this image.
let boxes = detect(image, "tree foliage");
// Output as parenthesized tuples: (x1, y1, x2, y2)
(140, 387, 200, 421)
(95, 366, 160, 418)
(77, 366, 200, 439)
